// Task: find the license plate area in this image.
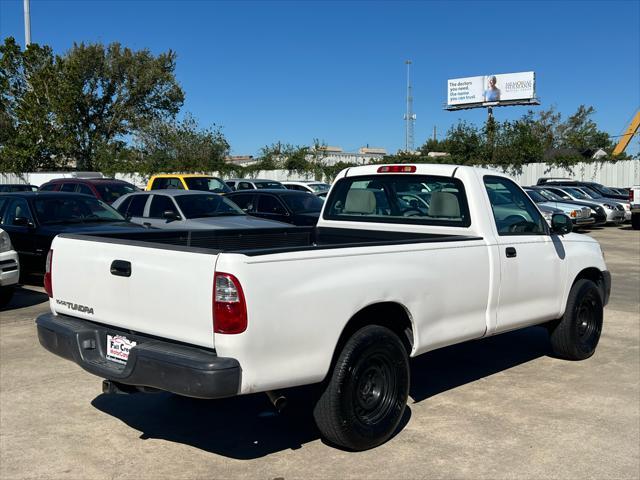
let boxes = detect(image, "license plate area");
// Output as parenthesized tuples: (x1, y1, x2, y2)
(106, 334, 137, 365)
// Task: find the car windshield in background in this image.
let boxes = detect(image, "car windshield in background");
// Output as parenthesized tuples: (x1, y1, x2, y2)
(525, 190, 547, 203)
(35, 197, 125, 224)
(563, 187, 589, 200)
(324, 175, 470, 227)
(579, 187, 603, 199)
(256, 182, 285, 189)
(95, 183, 138, 203)
(538, 189, 565, 201)
(281, 193, 324, 213)
(184, 177, 231, 193)
(594, 184, 618, 196)
(175, 194, 245, 219)
(0, 185, 37, 192)
(308, 183, 330, 192)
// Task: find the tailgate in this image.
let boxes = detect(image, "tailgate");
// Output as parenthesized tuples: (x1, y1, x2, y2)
(49, 235, 217, 348)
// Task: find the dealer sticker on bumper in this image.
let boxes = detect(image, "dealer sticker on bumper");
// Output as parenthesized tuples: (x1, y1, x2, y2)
(106, 334, 137, 365)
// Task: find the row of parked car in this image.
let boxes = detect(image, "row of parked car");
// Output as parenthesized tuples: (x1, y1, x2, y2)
(0, 174, 329, 307)
(0, 172, 636, 307)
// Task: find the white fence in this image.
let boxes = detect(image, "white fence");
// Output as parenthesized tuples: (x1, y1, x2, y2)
(2, 159, 639, 188)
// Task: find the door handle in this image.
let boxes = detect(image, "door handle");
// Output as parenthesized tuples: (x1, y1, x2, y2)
(110, 260, 131, 277)
(505, 247, 517, 258)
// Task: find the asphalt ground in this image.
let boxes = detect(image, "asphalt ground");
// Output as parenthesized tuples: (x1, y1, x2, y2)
(1, 225, 638, 479)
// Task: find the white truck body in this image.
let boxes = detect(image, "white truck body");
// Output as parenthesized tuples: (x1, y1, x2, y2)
(39, 165, 609, 396)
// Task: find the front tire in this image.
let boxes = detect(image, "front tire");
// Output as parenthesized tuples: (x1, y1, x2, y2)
(549, 279, 603, 360)
(632, 212, 640, 230)
(0, 286, 15, 309)
(313, 325, 409, 451)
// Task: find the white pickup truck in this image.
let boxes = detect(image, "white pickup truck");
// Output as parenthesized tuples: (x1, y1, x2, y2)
(36, 165, 611, 451)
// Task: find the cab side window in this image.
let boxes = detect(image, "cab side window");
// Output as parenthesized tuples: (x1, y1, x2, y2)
(2, 198, 34, 226)
(39, 184, 58, 192)
(149, 195, 179, 218)
(60, 183, 77, 192)
(229, 194, 254, 211)
(257, 195, 287, 215)
(238, 182, 253, 190)
(127, 195, 149, 218)
(484, 176, 546, 235)
(77, 184, 94, 196)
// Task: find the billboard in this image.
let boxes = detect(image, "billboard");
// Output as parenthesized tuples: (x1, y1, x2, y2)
(447, 71, 536, 107)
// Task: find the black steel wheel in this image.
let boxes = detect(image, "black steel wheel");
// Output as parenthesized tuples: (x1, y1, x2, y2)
(313, 325, 409, 451)
(550, 279, 603, 360)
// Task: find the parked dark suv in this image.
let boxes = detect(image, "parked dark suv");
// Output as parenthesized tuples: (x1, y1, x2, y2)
(38, 178, 139, 204)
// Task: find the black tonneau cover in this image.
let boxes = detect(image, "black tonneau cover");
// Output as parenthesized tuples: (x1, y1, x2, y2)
(60, 226, 481, 257)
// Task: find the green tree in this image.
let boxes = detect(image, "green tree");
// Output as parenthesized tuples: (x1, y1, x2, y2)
(0, 37, 184, 172)
(129, 114, 229, 175)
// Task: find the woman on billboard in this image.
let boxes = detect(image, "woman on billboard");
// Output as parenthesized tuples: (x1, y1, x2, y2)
(484, 75, 501, 102)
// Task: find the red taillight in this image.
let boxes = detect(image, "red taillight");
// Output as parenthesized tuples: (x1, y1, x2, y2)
(213, 272, 247, 334)
(377, 165, 416, 173)
(630, 190, 634, 202)
(44, 249, 53, 298)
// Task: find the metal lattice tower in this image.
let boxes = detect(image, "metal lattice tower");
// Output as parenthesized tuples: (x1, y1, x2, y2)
(404, 60, 416, 152)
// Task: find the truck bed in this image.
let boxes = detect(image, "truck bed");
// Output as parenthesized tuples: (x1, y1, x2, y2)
(59, 226, 482, 256)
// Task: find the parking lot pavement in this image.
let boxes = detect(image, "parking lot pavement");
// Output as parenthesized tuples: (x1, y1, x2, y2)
(1, 226, 638, 480)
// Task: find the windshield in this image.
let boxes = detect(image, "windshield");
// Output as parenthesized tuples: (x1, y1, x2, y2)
(95, 183, 139, 203)
(35, 197, 126, 224)
(579, 186, 603, 199)
(184, 177, 232, 193)
(592, 183, 618, 196)
(308, 183, 330, 192)
(175, 194, 245, 219)
(563, 187, 589, 200)
(537, 189, 565, 201)
(525, 190, 547, 203)
(255, 181, 285, 189)
(281, 193, 324, 213)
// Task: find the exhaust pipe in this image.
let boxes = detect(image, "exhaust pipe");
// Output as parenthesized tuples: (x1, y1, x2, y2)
(266, 390, 287, 412)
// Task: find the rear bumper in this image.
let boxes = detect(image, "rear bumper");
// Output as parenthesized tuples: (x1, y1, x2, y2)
(36, 313, 241, 399)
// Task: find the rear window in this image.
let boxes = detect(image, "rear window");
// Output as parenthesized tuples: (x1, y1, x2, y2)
(323, 174, 471, 227)
(183, 177, 231, 193)
(255, 181, 285, 189)
(127, 195, 149, 217)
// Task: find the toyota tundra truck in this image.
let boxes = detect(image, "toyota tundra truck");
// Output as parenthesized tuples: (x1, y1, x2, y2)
(36, 165, 611, 451)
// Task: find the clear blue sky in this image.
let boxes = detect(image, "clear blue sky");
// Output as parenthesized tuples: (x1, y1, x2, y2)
(1, 0, 639, 156)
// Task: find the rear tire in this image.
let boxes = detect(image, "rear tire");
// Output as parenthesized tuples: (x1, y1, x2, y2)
(549, 279, 603, 360)
(313, 325, 409, 451)
(632, 212, 640, 230)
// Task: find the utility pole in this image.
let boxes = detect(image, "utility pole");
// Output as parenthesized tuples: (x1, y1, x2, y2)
(404, 60, 416, 152)
(433, 125, 437, 142)
(23, 0, 31, 46)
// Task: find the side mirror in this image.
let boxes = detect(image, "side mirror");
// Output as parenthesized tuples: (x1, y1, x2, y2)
(13, 217, 34, 228)
(551, 213, 572, 235)
(163, 210, 180, 222)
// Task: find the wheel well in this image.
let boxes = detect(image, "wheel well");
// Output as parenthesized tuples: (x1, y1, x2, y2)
(574, 267, 603, 287)
(331, 302, 414, 366)
(573, 267, 605, 299)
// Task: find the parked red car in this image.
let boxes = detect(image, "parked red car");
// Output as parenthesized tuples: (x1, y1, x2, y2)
(38, 178, 139, 204)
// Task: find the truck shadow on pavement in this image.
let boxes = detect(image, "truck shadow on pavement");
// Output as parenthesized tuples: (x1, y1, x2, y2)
(91, 326, 550, 459)
(1, 286, 49, 311)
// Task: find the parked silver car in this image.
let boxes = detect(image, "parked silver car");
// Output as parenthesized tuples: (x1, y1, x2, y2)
(112, 191, 289, 230)
(541, 186, 625, 224)
(524, 188, 594, 228)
